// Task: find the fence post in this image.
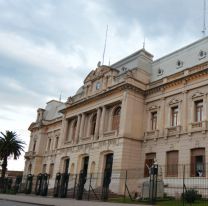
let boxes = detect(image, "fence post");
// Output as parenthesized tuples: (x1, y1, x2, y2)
(123, 170, 127, 202)
(182, 165, 185, 206)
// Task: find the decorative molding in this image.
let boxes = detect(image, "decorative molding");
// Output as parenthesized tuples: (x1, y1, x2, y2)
(169, 98, 181, 105)
(147, 105, 160, 111)
(84, 66, 118, 83)
(192, 91, 205, 99)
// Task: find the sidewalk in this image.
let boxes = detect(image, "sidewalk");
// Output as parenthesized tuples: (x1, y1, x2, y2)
(0, 194, 151, 206)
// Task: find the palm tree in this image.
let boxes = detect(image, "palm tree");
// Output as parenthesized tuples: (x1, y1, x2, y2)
(0, 131, 25, 178)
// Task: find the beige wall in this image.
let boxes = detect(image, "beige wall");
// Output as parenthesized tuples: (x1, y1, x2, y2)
(24, 63, 208, 191)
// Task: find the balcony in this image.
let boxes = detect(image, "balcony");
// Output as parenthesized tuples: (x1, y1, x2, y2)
(165, 125, 181, 137)
(103, 130, 117, 138)
(189, 121, 208, 134)
(144, 130, 159, 140)
(24, 151, 36, 159)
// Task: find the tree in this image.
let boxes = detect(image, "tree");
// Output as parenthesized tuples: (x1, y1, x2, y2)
(0, 131, 25, 178)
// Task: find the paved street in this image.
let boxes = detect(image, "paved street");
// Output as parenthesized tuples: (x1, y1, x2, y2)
(0, 194, 152, 206)
(0, 199, 41, 206)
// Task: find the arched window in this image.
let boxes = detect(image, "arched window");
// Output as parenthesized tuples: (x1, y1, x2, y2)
(72, 120, 77, 142)
(91, 114, 97, 135)
(112, 107, 121, 131)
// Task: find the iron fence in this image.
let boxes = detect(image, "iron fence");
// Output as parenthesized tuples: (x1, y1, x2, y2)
(2, 165, 208, 205)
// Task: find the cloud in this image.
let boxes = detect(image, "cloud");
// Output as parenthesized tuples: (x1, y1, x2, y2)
(0, 0, 206, 171)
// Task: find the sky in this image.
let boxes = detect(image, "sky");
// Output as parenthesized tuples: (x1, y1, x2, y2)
(0, 0, 206, 171)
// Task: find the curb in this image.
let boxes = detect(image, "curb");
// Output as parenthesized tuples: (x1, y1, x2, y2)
(0, 198, 55, 206)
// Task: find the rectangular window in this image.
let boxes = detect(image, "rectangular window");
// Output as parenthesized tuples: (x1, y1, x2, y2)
(144, 153, 156, 177)
(191, 148, 205, 177)
(171, 106, 178, 127)
(166, 151, 178, 177)
(151, 112, 157, 130)
(195, 100, 203, 122)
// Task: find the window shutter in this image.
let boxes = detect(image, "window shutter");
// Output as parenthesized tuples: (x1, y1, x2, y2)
(166, 151, 178, 177)
(191, 155, 195, 177)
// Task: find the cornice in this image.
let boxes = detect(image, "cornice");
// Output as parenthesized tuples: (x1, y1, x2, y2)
(28, 118, 62, 131)
(61, 81, 145, 113)
(145, 62, 208, 96)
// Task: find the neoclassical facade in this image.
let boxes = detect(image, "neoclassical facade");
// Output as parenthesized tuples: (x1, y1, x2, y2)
(24, 37, 208, 191)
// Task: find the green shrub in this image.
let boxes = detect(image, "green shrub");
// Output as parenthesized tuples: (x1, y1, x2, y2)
(182, 189, 201, 204)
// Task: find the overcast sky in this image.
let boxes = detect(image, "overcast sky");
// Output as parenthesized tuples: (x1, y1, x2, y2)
(0, 0, 206, 171)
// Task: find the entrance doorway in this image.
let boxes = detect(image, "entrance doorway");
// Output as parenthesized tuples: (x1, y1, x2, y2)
(64, 158, 70, 174)
(76, 156, 89, 200)
(102, 153, 113, 200)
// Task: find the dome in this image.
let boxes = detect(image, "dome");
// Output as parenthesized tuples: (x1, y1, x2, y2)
(76, 86, 84, 95)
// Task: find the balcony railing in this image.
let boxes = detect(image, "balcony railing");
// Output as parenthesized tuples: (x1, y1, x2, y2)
(189, 121, 208, 133)
(144, 130, 159, 140)
(103, 130, 117, 138)
(165, 125, 181, 137)
(24, 151, 36, 159)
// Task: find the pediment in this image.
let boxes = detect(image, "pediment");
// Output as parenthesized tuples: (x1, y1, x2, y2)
(169, 98, 181, 105)
(147, 105, 160, 111)
(192, 91, 205, 99)
(84, 65, 118, 83)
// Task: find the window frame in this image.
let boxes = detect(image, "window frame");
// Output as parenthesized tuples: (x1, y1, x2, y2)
(144, 153, 156, 177)
(191, 148, 205, 177)
(195, 100, 203, 122)
(112, 106, 121, 131)
(151, 111, 157, 130)
(171, 106, 179, 127)
(90, 113, 97, 135)
(166, 150, 179, 177)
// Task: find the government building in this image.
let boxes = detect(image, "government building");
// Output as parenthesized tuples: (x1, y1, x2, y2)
(24, 37, 208, 196)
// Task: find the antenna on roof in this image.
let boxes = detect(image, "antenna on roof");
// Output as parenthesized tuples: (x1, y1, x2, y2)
(202, 0, 207, 36)
(102, 24, 108, 65)
(143, 36, 146, 49)
(59, 91, 62, 102)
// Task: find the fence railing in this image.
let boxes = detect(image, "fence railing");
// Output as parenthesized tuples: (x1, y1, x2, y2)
(2, 165, 208, 205)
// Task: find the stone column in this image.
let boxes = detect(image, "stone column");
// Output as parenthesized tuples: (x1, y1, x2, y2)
(79, 113, 85, 139)
(203, 94, 208, 121)
(119, 92, 128, 137)
(62, 115, 68, 143)
(75, 115, 81, 144)
(159, 97, 165, 137)
(182, 90, 188, 132)
(99, 106, 106, 138)
(94, 108, 101, 140)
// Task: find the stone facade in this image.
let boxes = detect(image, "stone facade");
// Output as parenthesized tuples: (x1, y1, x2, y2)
(24, 37, 208, 192)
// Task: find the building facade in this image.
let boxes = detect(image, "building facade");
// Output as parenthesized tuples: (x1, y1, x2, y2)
(24, 37, 208, 193)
